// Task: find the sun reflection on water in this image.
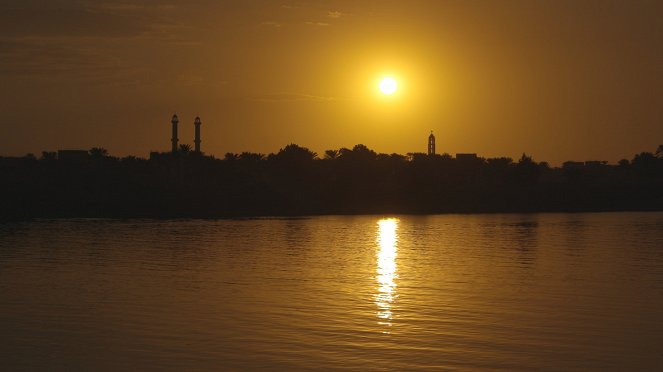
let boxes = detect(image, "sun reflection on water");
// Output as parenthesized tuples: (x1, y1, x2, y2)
(375, 218, 399, 330)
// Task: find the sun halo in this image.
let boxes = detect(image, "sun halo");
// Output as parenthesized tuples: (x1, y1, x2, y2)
(379, 77, 398, 95)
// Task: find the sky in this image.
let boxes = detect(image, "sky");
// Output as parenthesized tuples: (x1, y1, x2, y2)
(1, 0, 662, 164)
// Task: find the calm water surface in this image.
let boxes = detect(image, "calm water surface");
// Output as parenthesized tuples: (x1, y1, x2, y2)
(1, 213, 663, 370)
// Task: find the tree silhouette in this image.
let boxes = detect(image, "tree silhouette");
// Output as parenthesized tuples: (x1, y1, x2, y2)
(2, 142, 662, 219)
(41, 151, 57, 161)
(350, 144, 377, 161)
(239, 152, 265, 162)
(407, 152, 429, 162)
(518, 153, 533, 164)
(89, 147, 108, 158)
(121, 155, 139, 163)
(487, 157, 513, 168)
(514, 153, 541, 185)
(337, 144, 377, 162)
(224, 152, 239, 161)
(179, 144, 192, 153)
(632, 152, 658, 173)
(273, 144, 317, 162)
(324, 149, 339, 160)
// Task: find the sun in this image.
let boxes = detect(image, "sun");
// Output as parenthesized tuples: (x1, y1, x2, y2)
(379, 77, 398, 95)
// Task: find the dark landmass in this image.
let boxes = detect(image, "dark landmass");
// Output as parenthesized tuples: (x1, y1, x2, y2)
(2, 145, 662, 219)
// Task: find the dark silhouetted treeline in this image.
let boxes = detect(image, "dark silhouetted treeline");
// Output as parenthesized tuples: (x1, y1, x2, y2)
(2, 144, 662, 219)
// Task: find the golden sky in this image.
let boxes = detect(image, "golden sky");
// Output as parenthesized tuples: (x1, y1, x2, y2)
(1, 0, 662, 164)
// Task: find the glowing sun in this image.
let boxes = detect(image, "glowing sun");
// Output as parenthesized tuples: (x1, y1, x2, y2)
(379, 77, 398, 95)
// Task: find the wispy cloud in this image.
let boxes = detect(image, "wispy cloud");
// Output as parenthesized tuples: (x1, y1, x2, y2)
(328, 10, 342, 19)
(261, 21, 282, 28)
(305, 21, 329, 27)
(0, 2, 181, 40)
(91, 3, 146, 13)
(0, 1, 194, 82)
(252, 92, 336, 102)
(177, 73, 204, 87)
(0, 37, 143, 85)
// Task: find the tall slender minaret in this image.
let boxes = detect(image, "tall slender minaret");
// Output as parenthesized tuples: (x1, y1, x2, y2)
(171, 114, 179, 153)
(428, 130, 436, 156)
(194, 116, 202, 153)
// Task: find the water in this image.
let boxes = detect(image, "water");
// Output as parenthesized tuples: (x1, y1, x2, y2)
(1, 213, 662, 370)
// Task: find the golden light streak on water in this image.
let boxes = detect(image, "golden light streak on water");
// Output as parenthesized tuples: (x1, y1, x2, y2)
(376, 218, 399, 331)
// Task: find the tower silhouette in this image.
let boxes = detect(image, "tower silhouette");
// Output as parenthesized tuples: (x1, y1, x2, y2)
(428, 131, 436, 156)
(171, 114, 179, 153)
(194, 116, 202, 153)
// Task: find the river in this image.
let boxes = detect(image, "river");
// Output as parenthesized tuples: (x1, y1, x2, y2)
(1, 213, 662, 370)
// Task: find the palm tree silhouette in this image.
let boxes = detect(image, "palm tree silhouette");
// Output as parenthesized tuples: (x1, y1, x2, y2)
(324, 149, 339, 160)
(89, 147, 108, 158)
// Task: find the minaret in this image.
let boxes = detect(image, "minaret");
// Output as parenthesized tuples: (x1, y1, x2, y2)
(194, 116, 202, 153)
(171, 114, 179, 153)
(428, 131, 436, 156)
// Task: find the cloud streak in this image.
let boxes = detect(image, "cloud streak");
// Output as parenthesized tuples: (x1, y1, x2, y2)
(327, 10, 342, 18)
(0, 1, 191, 82)
(261, 21, 282, 28)
(251, 92, 337, 102)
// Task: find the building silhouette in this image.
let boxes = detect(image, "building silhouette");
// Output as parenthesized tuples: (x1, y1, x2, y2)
(428, 131, 436, 156)
(194, 116, 202, 153)
(171, 114, 179, 153)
